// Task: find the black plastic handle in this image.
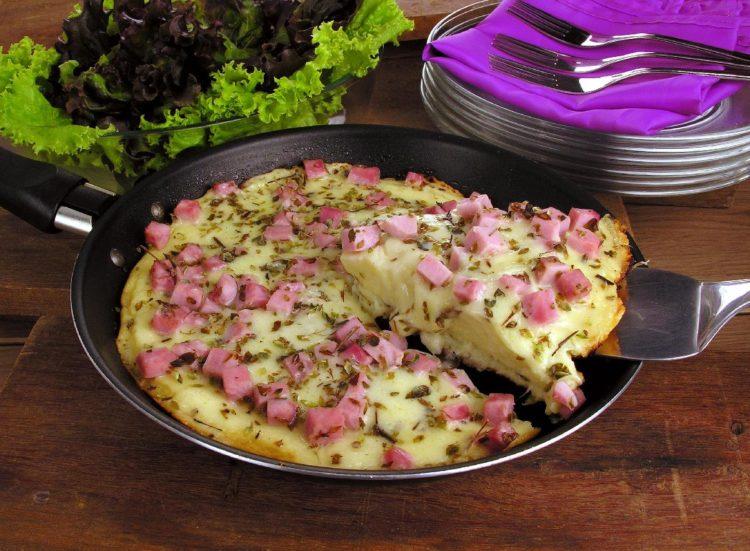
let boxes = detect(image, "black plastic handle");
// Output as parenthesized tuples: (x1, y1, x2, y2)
(0, 147, 86, 233)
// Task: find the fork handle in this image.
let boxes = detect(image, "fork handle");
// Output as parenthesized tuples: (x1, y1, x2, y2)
(698, 279, 750, 352)
(585, 33, 750, 66)
(604, 67, 750, 89)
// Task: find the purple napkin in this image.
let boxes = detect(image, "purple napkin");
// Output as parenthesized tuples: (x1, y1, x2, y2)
(423, 0, 750, 135)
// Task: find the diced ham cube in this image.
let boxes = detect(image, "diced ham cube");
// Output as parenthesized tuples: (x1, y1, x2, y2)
(305, 407, 346, 446)
(267, 399, 297, 426)
(424, 205, 444, 215)
(287, 257, 319, 277)
(405, 171, 424, 184)
(136, 348, 178, 378)
(272, 211, 294, 226)
(202, 255, 226, 272)
(202, 348, 232, 378)
(212, 181, 238, 196)
(557, 385, 586, 419)
(534, 257, 571, 286)
(173, 199, 201, 223)
(441, 368, 477, 392)
(175, 244, 203, 267)
(553, 380, 579, 412)
(364, 191, 395, 209)
(456, 198, 483, 220)
(306, 222, 338, 249)
(170, 282, 204, 311)
(362, 333, 404, 369)
(275, 184, 309, 209)
(199, 297, 223, 314)
(382, 446, 414, 470)
(236, 277, 270, 309)
(341, 225, 381, 253)
(532, 207, 571, 246)
(482, 422, 517, 451)
(441, 200, 458, 212)
(221, 362, 253, 401)
(252, 381, 290, 411)
(472, 211, 503, 232)
(183, 312, 208, 328)
(151, 305, 188, 335)
(567, 228, 602, 259)
(442, 402, 471, 422)
(224, 319, 253, 342)
(150, 259, 175, 294)
(449, 245, 468, 272)
(381, 330, 407, 351)
(464, 226, 507, 256)
(318, 206, 346, 228)
(483, 393, 515, 426)
(380, 215, 418, 240)
(282, 352, 315, 383)
(417, 254, 453, 287)
(347, 166, 380, 186)
(497, 274, 531, 295)
(265, 282, 303, 316)
(569, 208, 601, 231)
(177, 266, 205, 285)
(313, 340, 338, 362)
(333, 317, 369, 345)
(171, 339, 209, 362)
(521, 289, 558, 325)
(209, 274, 238, 306)
(264, 224, 294, 242)
(453, 276, 485, 303)
(340, 343, 373, 366)
(303, 159, 328, 179)
(556, 269, 592, 301)
(144, 221, 170, 250)
(469, 192, 493, 209)
(403, 350, 440, 374)
(337, 372, 370, 429)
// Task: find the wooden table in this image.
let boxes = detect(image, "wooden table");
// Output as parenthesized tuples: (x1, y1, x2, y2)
(1, 14, 749, 551)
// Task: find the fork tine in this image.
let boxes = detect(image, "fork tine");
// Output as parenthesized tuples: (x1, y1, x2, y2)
(511, 1, 573, 35)
(488, 55, 559, 86)
(507, 3, 570, 39)
(492, 34, 560, 67)
(489, 54, 556, 80)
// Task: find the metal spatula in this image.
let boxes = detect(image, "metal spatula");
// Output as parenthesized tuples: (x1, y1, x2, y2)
(597, 268, 750, 361)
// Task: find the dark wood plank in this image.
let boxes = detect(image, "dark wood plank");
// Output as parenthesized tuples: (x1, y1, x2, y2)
(0, 315, 748, 549)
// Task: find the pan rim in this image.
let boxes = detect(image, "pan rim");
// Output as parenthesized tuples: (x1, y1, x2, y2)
(70, 124, 644, 480)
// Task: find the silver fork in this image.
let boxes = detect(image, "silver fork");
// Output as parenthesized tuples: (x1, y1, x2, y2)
(508, 0, 750, 67)
(492, 34, 749, 75)
(488, 53, 750, 94)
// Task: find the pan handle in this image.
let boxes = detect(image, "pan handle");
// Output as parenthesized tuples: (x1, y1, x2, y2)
(0, 147, 116, 235)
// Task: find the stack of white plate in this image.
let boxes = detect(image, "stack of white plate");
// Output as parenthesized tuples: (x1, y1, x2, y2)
(421, 0, 750, 196)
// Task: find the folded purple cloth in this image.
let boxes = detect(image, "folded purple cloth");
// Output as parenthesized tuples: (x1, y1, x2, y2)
(423, 0, 750, 135)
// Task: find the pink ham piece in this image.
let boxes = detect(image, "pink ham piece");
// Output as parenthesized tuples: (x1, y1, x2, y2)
(449, 245, 468, 272)
(453, 276, 485, 303)
(347, 166, 380, 186)
(340, 344, 373, 366)
(403, 350, 440, 374)
(405, 171, 424, 185)
(209, 274, 238, 306)
(558, 386, 586, 419)
(364, 191, 395, 209)
(202, 255, 226, 272)
(469, 192, 493, 208)
(150, 259, 175, 294)
(341, 225, 381, 253)
(464, 226, 507, 256)
(171, 340, 209, 369)
(264, 223, 294, 242)
(221, 362, 253, 401)
(282, 352, 315, 384)
(337, 372, 369, 429)
(424, 205, 444, 215)
(305, 407, 346, 446)
(177, 265, 204, 284)
(483, 393, 515, 426)
(287, 257, 319, 277)
(144, 221, 170, 250)
(252, 381, 290, 411)
(382, 446, 414, 470)
(472, 211, 503, 232)
(552, 380, 585, 419)
(272, 210, 294, 226)
(532, 207, 571, 246)
(442, 368, 477, 392)
(442, 402, 471, 422)
(212, 181, 238, 196)
(313, 340, 338, 363)
(567, 228, 602, 259)
(303, 159, 327, 179)
(224, 319, 253, 343)
(333, 317, 368, 346)
(136, 348, 178, 378)
(267, 399, 297, 426)
(534, 257, 571, 286)
(266, 282, 304, 316)
(176, 243, 203, 265)
(382, 330, 407, 351)
(318, 206, 346, 228)
(151, 305, 188, 335)
(522, 289, 558, 325)
(569, 208, 601, 231)
(173, 199, 201, 223)
(556, 269, 592, 301)
(456, 193, 492, 220)
(483, 423, 517, 451)
(498, 274, 531, 296)
(417, 254, 452, 287)
(236, 277, 270, 309)
(275, 184, 309, 209)
(184, 312, 208, 328)
(380, 215, 418, 240)
(202, 348, 232, 378)
(199, 297, 223, 314)
(306, 222, 338, 249)
(441, 200, 458, 213)
(362, 334, 404, 369)
(170, 283, 204, 311)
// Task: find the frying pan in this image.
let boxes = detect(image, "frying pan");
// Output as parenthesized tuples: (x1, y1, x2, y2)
(0, 125, 644, 479)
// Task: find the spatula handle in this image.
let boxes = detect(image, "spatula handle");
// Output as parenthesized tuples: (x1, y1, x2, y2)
(699, 279, 750, 351)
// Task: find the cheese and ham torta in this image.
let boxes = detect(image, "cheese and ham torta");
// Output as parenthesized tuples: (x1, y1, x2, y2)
(117, 161, 630, 470)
